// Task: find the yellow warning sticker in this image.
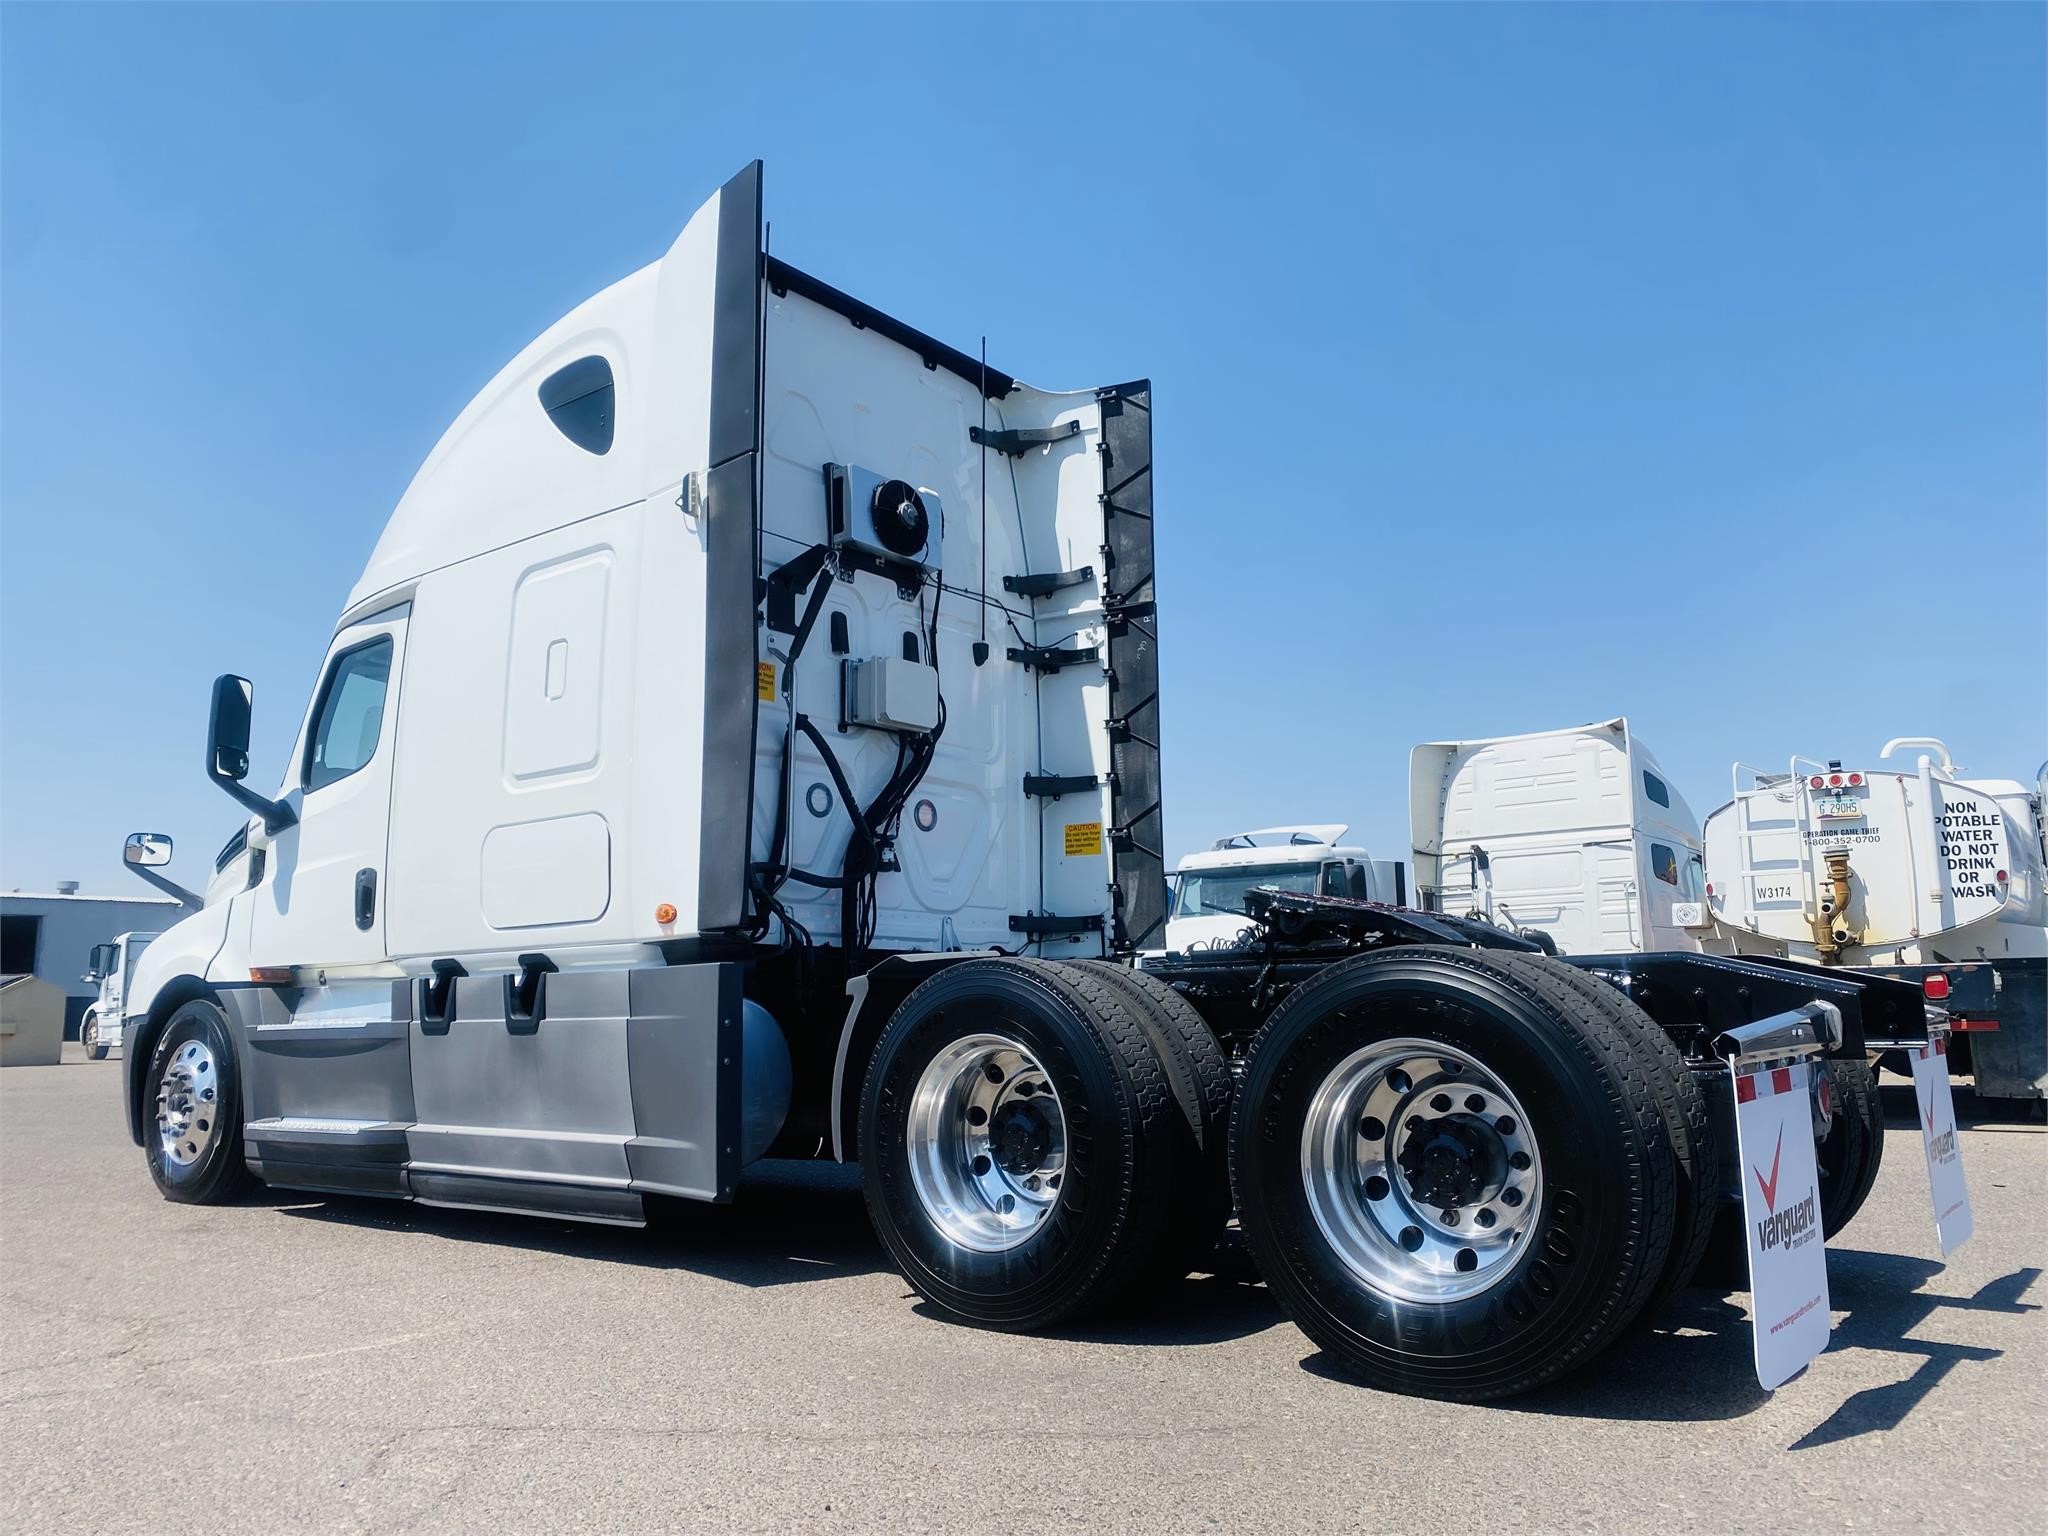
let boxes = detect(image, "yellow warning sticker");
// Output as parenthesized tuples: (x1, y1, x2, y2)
(756, 661, 777, 702)
(1064, 821, 1104, 858)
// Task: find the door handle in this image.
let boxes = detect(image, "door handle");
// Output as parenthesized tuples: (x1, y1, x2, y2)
(355, 868, 377, 931)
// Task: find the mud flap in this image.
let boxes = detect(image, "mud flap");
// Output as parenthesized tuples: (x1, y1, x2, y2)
(1909, 1034, 1974, 1255)
(1731, 1056, 1832, 1389)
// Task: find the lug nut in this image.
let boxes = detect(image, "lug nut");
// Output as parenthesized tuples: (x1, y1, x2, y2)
(1502, 1188, 1523, 1208)
(1476, 1208, 1497, 1228)
(1399, 1226, 1424, 1252)
(1496, 1116, 1517, 1136)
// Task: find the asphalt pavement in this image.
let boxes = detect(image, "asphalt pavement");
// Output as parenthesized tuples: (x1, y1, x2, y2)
(3, 1044, 2042, 1533)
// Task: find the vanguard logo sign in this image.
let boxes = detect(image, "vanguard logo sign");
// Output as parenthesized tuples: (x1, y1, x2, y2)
(1750, 1126, 1820, 1253)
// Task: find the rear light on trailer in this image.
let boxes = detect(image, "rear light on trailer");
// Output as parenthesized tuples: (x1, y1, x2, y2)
(1996, 869, 2008, 883)
(1922, 974, 1950, 1001)
(1847, 773, 1863, 786)
(1828, 773, 1844, 788)
(1809, 776, 1826, 789)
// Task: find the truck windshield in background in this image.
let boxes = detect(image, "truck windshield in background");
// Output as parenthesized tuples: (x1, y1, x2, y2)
(1174, 864, 1325, 918)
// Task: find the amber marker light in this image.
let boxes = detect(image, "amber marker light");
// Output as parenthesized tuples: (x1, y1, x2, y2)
(655, 903, 678, 925)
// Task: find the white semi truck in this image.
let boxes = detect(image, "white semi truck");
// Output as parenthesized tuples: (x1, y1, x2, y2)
(79, 932, 158, 1061)
(1165, 826, 1403, 952)
(1409, 719, 1706, 955)
(116, 163, 1950, 1401)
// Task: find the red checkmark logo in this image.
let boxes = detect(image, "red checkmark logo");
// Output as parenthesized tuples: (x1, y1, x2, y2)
(1753, 1126, 1785, 1213)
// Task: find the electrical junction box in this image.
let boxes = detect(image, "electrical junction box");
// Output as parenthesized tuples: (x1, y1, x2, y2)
(825, 463, 943, 574)
(843, 657, 940, 735)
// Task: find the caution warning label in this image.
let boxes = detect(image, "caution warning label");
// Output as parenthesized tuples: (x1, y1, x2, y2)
(1064, 822, 1104, 858)
(756, 661, 777, 702)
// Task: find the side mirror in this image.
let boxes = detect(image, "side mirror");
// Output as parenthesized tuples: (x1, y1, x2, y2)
(124, 832, 174, 867)
(203, 673, 295, 832)
(85, 943, 114, 981)
(208, 675, 254, 782)
(120, 830, 202, 911)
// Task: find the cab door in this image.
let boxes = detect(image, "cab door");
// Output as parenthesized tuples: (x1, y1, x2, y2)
(249, 609, 407, 969)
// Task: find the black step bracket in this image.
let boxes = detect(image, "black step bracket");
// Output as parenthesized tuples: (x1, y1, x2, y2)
(1007, 642, 1100, 675)
(1023, 773, 1101, 800)
(504, 953, 559, 1035)
(1003, 566, 1094, 599)
(971, 420, 1080, 457)
(1008, 913, 1105, 939)
(418, 958, 468, 1035)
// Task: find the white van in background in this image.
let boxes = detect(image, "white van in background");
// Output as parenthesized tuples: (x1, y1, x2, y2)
(1408, 718, 1705, 955)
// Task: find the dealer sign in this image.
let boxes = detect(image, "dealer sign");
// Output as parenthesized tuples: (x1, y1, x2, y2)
(1733, 1059, 1832, 1389)
(1910, 1037, 1974, 1256)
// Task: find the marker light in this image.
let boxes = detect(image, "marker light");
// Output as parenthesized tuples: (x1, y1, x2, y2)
(1809, 775, 1826, 789)
(655, 903, 678, 925)
(1922, 974, 1951, 1001)
(1996, 870, 2008, 883)
(1847, 773, 1863, 786)
(1828, 774, 1844, 788)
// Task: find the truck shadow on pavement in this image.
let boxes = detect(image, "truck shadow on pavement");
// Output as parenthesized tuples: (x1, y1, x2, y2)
(274, 1159, 894, 1291)
(1295, 1256, 2039, 1434)
(270, 1139, 2038, 1406)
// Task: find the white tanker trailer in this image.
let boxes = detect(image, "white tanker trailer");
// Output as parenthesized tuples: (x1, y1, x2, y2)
(111, 163, 1961, 1401)
(1701, 738, 2048, 1104)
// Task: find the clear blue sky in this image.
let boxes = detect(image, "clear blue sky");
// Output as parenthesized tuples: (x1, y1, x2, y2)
(3, 2, 2043, 895)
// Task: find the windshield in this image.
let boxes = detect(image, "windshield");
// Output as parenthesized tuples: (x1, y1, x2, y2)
(1173, 863, 1324, 918)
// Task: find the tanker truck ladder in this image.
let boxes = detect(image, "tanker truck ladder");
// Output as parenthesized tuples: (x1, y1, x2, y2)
(1726, 756, 1827, 932)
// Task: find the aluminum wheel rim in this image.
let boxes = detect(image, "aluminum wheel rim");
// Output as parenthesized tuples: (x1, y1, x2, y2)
(1302, 1037, 1542, 1304)
(156, 1039, 221, 1168)
(906, 1033, 1067, 1253)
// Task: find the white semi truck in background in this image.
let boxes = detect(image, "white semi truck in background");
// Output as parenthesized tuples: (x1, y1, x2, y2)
(79, 931, 158, 1060)
(1408, 719, 1705, 955)
(1402, 722, 2045, 1106)
(1165, 826, 1403, 952)
(111, 163, 1955, 1402)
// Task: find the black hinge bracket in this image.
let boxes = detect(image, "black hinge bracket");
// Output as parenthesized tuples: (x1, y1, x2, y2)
(971, 420, 1080, 457)
(1003, 567, 1094, 599)
(762, 544, 832, 634)
(1007, 643, 1100, 674)
(1023, 773, 1101, 800)
(1008, 913, 1105, 938)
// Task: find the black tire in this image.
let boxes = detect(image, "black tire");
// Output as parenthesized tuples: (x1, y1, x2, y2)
(143, 1000, 256, 1204)
(1071, 961, 1234, 1274)
(1818, 1057, 1883, 1237)
(858, 958, 1181, 1330)
(1229, 946, 1678, 1401)
(1489, 954, 1720, 1314)
(81, 1014, 110, 1062)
